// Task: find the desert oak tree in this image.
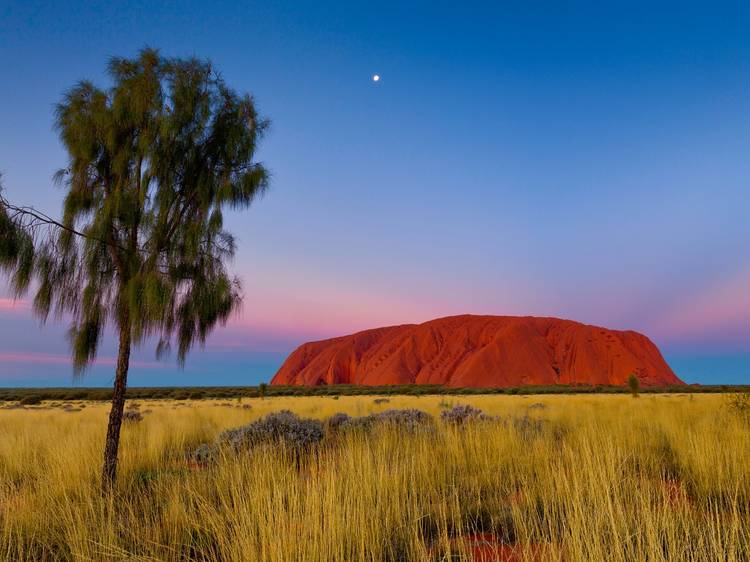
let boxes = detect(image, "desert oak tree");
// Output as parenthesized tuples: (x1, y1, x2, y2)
(0, 49, 269, 490)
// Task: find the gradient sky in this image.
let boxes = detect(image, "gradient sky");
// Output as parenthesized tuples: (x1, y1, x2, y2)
(1, 1, 749, 386)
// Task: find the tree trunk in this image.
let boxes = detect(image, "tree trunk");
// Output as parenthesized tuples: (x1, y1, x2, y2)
(101, 315, 131, 493)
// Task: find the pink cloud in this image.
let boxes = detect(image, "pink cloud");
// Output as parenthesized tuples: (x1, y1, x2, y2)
(651, 266, 750, 347)
(0, 298, 29, 314)
(231, 290, 444, 343)
(219, 260, 750, 355)
(0, 352, 164, 369)
(228, 267, 481, 343)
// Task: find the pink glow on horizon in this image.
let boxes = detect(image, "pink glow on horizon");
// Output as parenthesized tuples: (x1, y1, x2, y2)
(225, 263, 534, 344)
(231, 290, 465, 343)
(209, 262, 750, 354)
(0, 352, 164, 369)
(650, 266, 750, 347)
(2, 261, 748, 357)
(0, 298, 28, 313)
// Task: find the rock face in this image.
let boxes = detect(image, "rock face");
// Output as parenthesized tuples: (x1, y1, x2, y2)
(271, 315, 683, 388)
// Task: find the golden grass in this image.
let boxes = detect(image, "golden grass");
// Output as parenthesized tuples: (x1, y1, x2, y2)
(0, 394, 748, 561)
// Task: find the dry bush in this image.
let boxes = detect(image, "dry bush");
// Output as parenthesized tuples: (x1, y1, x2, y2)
(122, 410, 144, 423)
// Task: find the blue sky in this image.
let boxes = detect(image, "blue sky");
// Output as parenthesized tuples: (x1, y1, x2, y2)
(1, 1, 749, 386)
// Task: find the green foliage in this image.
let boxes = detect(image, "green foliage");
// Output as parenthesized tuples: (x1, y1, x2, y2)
(0, 49, 269, 373)
(628, 374, 640, 398)
(0, 175, 37, 298)
(258, 382, 268, 399)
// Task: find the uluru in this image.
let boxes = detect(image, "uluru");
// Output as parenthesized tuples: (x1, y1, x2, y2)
(271, 315, 684, 388)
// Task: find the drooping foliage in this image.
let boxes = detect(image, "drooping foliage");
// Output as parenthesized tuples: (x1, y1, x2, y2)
(0, 175, 37, 297)
(1, 49, 269, 372)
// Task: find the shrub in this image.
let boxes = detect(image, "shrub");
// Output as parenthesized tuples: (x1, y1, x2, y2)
(19, 395, 43, 405)
(373, 398, 390, 404)
(510, 414, 545, 439)
(190, 443, 218, 466)
(257, 383, 268, 399)
(373, 408, 432, 429)
(326, 412, 352, 433)
(123, 410, 143, 423)
(329, 409, 434, 433)
(726, 393, 750, 422)
(440, 404, 492, 424)
(219, 410, 324, 453)
(628, 374, 640, 398)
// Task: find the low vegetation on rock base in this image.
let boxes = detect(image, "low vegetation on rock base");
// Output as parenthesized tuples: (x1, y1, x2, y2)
(2, 384, 749, 404)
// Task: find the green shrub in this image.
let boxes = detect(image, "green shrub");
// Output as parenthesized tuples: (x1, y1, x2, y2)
(628, 374, 640, 398)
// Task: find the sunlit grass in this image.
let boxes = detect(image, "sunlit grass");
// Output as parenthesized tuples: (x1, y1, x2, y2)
(0, 394, 748, 561)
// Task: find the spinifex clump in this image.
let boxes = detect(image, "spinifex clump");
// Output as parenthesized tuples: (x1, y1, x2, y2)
(122, 410, 143, 423)
(440, 404, 493, 424)
(191, 410, 325, 465)
(326, 408, 434, 433)
(220, 410, 324, 453)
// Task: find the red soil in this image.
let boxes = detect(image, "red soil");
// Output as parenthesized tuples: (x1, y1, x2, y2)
(271, 315, 683, 388)
(450, 536, 558, 562)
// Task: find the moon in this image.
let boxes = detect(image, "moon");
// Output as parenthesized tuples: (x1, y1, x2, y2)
(372, 74, 380, 82)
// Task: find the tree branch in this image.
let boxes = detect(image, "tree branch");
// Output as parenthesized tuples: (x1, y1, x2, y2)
(0, 194, 119, 250)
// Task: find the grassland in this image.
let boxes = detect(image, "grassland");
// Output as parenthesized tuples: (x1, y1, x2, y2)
(1, 394, 748, 561)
